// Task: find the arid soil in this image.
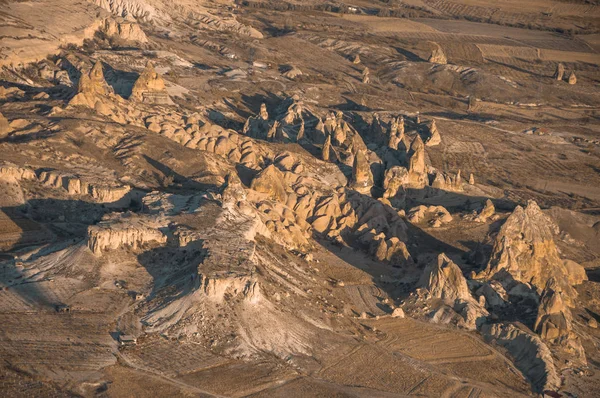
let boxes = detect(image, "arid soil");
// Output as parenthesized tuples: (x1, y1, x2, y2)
(1, 1, 599, 397)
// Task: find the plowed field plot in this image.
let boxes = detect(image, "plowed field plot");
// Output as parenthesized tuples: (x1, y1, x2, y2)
(177, 360, 299, 398)
(318, 343, 457, 395)
(371, 318, 531, 394)
(376, 319, 494, 363)
(122, 338, 229, 376)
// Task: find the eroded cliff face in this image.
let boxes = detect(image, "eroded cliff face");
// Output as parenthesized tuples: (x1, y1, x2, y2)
(482, 322, 560, 393)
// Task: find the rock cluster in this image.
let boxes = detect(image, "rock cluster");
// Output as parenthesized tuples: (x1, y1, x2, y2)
(0, 163, 132, 205)
(553, 63, 577, 85)
(430, 169, 463, 192)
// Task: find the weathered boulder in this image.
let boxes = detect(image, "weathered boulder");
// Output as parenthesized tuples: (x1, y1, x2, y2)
(568, 71, 577, 85)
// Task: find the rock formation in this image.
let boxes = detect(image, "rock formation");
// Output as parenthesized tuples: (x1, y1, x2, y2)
(468, 173, 475, 185)
(387, 116, 405, 150)
(362, 67, 370, 84)
(568, 71, 577, 85)
(353, 54, 361, 64)
(382, 166, 409, 206)
(475, 199, 495, 222)
(428, 43, 447, 64)
(553, 63, 565, 81)
(483, 200, 586, 300)
(87, 216, 167, 255)
(102, 18, 148, 42)
(534, 278, 572, 342)
(322, 133, 332, 162)
(419, 254, 471, 302)
(282, 65, 302, 79)
(0, 111, 11, 139)
(350, 149, 373, 194)
(250, 165, 287, 203)
(408, 205, 453, 227)
(425, 119, 441, 146)
(407, 135, 427, 188)
(130, 62, 172, 105)
(430, 170, 463, 192)
(69, 61, 113, 107)
(259, 103, 269, 120)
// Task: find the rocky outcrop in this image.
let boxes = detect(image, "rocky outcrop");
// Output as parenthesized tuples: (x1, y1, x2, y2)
(534, 278, 572, 342)
(130, 62, 172, 105)
(483, 200, 586, 300)
(428, 43, 447, 64)
(482, 322, 560, 393)
(350, 149, 373, 194)
(568, 71, 577, 85)
(87, 216, 167, 255)
(102, 18, 148, 42)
